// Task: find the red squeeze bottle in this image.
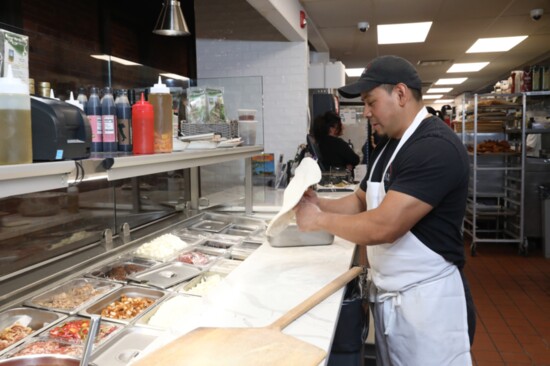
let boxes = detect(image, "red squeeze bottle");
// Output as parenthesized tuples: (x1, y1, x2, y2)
(132, 93, 154, 154)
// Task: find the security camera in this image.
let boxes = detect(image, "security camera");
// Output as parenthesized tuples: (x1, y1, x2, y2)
(530, 8, 543, 21)
(358, 21, 370, 33)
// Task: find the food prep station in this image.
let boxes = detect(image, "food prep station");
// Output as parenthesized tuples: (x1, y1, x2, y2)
(0, 212, 265, 357)
(0, 206, 353, 366)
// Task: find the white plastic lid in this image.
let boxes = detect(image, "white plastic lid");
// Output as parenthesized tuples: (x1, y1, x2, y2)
(0, 64, 29, 95)
(66, 91, 83, 110)
(150, 75, 170, 94)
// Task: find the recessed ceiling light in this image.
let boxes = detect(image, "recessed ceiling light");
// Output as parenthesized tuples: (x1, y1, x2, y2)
(434, 99, 455, 104)
(377, 21, 432, 44)
(435, 77, 468, 85)
(426, 87, 453, 93)
(422, 94, 443, 100)
(345, 68, 364, 77)
(466, 36, 528, 53)
(91, 54, 141, 66)
(447, 62, 489, 73)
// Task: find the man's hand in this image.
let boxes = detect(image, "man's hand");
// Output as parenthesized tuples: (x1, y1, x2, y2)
(295, 198, 322, 232)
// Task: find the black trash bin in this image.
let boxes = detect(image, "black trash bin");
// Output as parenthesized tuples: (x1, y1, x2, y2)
(539, 184, 550, 258)
(327, 276, 369, 366)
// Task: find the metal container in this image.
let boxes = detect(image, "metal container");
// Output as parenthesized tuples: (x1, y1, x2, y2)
(209, 258, 242, 275)
(177, 271, 226, 297)
(191, 219, 231, 233)
(136, 293, 203, 329)
(0, 308, 66, 356)
(24, 278, 121, 315)
(174, 248, 219, 269)
(0, 355, 90, 366)
(78, 286, 166, 325)
(267, 224, 334, 247)
(40, 316, 123, 348)
(126, 262, 202, 289)
(86, 258, 159, 283)
(90, 326, 162, 366)
(4, 337, 83, 359)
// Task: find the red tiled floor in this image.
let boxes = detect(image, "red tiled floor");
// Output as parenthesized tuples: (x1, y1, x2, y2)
(464, 241, 550, 366)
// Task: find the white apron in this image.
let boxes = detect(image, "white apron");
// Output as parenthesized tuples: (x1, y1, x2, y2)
(366, 108, 471, 366)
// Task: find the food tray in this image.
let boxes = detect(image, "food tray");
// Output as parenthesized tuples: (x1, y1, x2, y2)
(90, 326, 163, 366)
(4, 337, 83, 358)
(23, 278, 121, 315)
(190, 219, 231, 233)
(42, 316, 122, 347)
(195, 240, 233, 257)
(169, 229, 205, 246)
(201, 212, 266, 229)
(175, 249, 219, 269)
(230, 241, 260, 260)
(267, 224, 334, 247)
(126, 262, 202, 289)
(136, 294, 203, 329)
(133, 233, 192, 262)
(86, 258, 159, 283)
(0, 308, 66, 356)
(177, 272, 227, 297)
(209, 258, 242, 275)
(78, 286, 166, 325)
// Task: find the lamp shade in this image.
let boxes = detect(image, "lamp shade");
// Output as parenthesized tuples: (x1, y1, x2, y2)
(153, 0, 190, 36)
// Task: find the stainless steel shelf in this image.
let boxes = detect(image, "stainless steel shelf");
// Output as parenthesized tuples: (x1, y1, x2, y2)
(102, 146, 264, 181)
(0, 146, 264, 198)
(0, 161, 75, 198)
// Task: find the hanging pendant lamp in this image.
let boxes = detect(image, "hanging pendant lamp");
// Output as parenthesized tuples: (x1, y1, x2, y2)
(153, 0, 190, 36)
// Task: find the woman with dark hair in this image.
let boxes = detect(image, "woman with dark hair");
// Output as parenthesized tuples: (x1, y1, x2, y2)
(312, 111, 360, 171)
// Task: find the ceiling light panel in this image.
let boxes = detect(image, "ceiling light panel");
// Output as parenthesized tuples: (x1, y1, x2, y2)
(422, 94, 443, 100)
(426, 87, 453, 93)
(377, 21, 432, 45)
(447, 62, 489, 73)
(466, 36, 528, 53)
(435, 78, 468, 85)
(435, 99, 455, 104)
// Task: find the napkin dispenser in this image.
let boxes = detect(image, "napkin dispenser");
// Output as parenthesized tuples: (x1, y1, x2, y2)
(31, 96, 91, 161)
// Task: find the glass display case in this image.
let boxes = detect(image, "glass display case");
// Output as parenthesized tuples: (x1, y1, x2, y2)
(0, 24, 265, 307)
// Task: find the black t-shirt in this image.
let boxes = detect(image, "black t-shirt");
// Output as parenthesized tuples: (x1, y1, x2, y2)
(318, 135, 360, 169)
(359, 116, 469, 268)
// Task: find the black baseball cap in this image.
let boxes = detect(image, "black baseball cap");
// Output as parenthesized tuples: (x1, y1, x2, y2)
(338, 55, 422, 99)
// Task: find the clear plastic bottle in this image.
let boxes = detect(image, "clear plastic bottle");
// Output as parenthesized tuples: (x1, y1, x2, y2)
(101, 87, 118, 152)
(77, 87, 88, 111)
(116, 89, 132, 152)
(86, 87, 102, 152)
(148, 76, 173, 153)
(0, 65, 32, 165)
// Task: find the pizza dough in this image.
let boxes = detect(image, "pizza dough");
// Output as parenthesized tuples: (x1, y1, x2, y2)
(266, 157, 322, 237)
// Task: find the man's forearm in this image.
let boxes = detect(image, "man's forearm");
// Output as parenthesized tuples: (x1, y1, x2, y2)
(318, 191, 365, 214)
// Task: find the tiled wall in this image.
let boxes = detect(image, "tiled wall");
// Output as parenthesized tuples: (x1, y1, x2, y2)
(196, 39, 309, 164)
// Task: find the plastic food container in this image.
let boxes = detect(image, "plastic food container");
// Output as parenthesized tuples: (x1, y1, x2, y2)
(237, 109, 256, 121)
(237, 120, 257, 146)
(23, 278, 121, 315)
